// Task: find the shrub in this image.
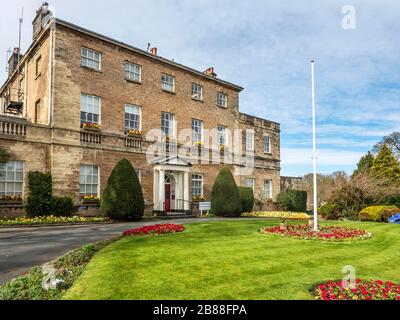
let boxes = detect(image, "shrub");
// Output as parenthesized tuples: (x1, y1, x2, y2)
(288, 190, 307, 212)
(238, 187, 255, 213)
(101, 159, 144, 221)
(211, 168, 242, 217)
(277, 190, 307, 212)
(318, 203, 342, 220)
(51, 197, 76, 217)
(277, 192, 292, 211)
(359, 205, 399, 222)
(26, 172, 53, 217)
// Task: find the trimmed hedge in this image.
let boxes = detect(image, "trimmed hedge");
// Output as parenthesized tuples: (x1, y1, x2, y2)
(52, 197, 76, 217)
(359, 205, 399, 222)
(277, 190, 307, 212)
(26, 172, 53, 217)
(238, 187, 255, 213)
(318, 203, 341, 220)
(211, 168, 242, 217)
(101, 159, 144, 221)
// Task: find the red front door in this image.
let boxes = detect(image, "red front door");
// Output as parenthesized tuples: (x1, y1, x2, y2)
(165, 184, 171, 212)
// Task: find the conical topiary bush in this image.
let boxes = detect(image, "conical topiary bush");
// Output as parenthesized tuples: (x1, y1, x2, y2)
(211, 167, 242, 217)
(101, 159, 144, 221)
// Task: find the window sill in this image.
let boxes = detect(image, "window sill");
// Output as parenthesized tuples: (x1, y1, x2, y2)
(125, 79, 142, 85)
(161, 89, 176, 95)
(192, 98, 204, 103)
(217, 105, 228, 109)
(81, 65, 102, 73)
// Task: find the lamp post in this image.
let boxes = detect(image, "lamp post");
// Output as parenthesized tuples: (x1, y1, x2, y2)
(311, 59, 318, 232)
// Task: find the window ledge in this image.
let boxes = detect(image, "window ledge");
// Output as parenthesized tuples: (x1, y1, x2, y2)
(217, 105, 228, 109)
(81, 65, 102, 73)
(161, 89, 176, 95)
(125, 79, 142, 85)
(192, 98, 204, 103)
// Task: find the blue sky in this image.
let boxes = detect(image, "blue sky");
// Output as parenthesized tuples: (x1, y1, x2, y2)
(1, 0, 399, 177)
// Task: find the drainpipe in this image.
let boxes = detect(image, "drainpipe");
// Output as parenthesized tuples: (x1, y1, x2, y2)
(47, 20, 55, 125)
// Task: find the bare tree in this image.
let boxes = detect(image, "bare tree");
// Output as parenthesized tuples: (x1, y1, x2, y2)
(373, 132, 400, 157)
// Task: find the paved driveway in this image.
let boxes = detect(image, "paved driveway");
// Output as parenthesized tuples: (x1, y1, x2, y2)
(0, 217, 242, 286)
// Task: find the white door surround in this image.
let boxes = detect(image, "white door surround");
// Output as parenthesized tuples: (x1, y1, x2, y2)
(152, 156, 192, 213)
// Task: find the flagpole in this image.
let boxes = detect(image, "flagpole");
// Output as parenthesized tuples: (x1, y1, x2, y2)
(311, 59, 318, 232)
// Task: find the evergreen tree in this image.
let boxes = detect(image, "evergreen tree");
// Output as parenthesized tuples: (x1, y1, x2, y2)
(211, 168, 242, 217)
(353, 151, 374, 176)
(371, 144, 400, 182)
(101, 159, 144, 220)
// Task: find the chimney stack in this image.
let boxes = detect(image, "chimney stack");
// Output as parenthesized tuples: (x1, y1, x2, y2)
(32, 2, 53, 40)
(150, 47, 158, 55)
(8, 48, 20, 77)
(204, 67, 217, 77)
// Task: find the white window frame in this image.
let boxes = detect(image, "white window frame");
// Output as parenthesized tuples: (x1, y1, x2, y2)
(191, 83, 203, 101)
(80, 93, 101, 125)
(80, 165, 100, 197)
(161, 74, 175, 93)
(125, 104, 142, 131)
(192, 174, 204, 197)
(81, 48, 101, 70)
(264, 136, 271, 153)
(246, 178, 255, 191)
(264, 179, 272, 199)
(217, 92, 228, 108)
(246, 131, 255, 151)
(218, 125, 227, 146)
(192, 119, 204, 143)
(124, 62, 141, 82)
(0, 161, 24, 197)
(161, 112, 175, 137)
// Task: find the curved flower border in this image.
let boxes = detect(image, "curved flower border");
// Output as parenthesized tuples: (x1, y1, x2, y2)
(260, 224, 372, 241)
(311, 279, 400, 300)
(123, 224, 185, 236)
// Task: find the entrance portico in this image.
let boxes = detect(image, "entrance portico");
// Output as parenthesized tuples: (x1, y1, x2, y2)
(152, 156, 192, 214)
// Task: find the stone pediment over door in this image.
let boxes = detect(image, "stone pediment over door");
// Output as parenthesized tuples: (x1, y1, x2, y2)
(151, 156, 193, 167)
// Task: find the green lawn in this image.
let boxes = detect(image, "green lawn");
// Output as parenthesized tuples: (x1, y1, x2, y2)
(64, 220, 400, 300)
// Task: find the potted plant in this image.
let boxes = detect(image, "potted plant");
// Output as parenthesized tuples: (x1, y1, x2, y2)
(81, 123, 101, 132)
(80, 195, 100, 206)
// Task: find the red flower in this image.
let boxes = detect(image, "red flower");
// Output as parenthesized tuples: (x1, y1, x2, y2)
(123, 224, 185, 236)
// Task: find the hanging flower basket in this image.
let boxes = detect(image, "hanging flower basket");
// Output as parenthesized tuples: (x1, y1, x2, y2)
(126, 129, 143, 138)
(0, 196, 23, 205)
(80, 196, 100, 206)
(81, 123, 101, 131)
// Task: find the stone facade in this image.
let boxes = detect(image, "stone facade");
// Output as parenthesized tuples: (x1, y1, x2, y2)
(280, 176, 304, 193)
(0, 7, 281, 217)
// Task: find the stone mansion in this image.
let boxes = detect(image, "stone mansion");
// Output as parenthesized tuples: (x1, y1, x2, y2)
(0, 4, 281, 216)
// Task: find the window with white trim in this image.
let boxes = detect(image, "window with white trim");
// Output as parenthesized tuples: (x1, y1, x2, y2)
(192, 174, 204, 197)
(161, 74, 175, 92)
(191, 83, 203, 101)
(218, 125, 227, 146)
(80, 94, 100, 125)
(125, 62, 141, 82)
(0, 161, 24, 197)
(264, 136, 271, 153)
(264, 179, 272, 198)
(161, 112, 174, 137)
(217, 92, 228, 108)
(81, 48, 101, 70)
(192, 119, 203, 143)
(246, 131, 254, 151)
(80, 165, 99, 197)
(125, 104, 141, 131)
(247, 178, 255, 191)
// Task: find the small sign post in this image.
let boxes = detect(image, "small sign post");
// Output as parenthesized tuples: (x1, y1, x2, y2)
(199, 202, 211, 217)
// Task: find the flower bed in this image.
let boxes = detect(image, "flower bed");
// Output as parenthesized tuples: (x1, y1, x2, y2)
(260, 224, 372, 241)
(123, 224, 185, 236)
(0, 216, 107, 227)
(312, 279, 400, 300)
(242, 211, 311, 220)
